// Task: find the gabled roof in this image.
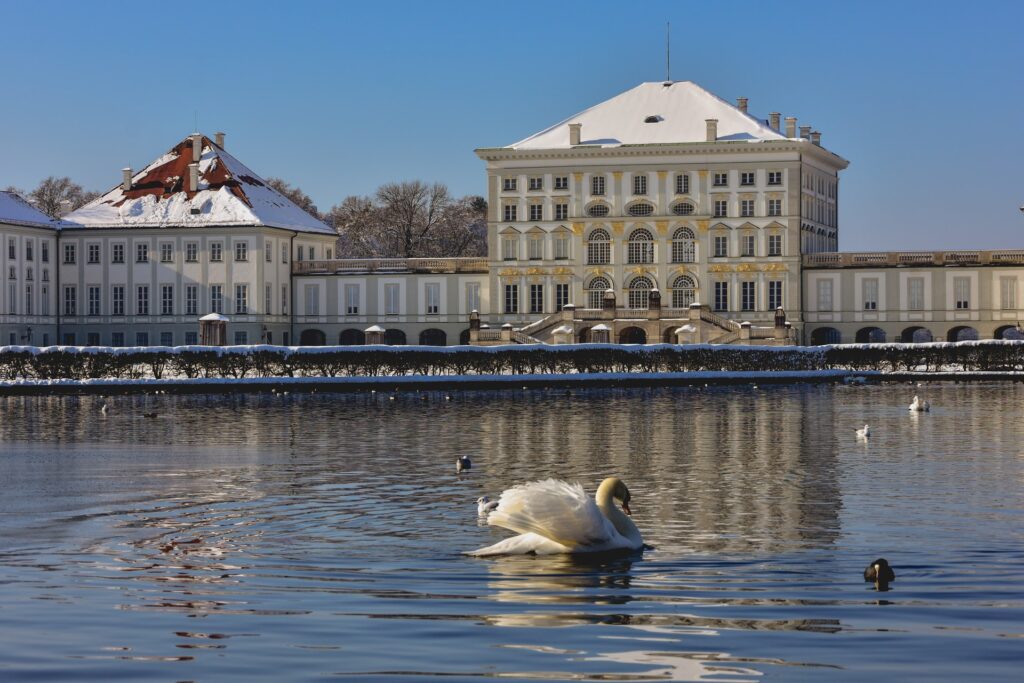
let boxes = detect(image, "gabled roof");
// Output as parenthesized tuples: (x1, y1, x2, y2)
(64, 135, 334, 235)
(507, 81, 789, 150)
(0, 191, 60, 229)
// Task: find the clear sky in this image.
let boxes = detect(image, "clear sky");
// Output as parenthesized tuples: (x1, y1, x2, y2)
(1, 0, 1022, 251)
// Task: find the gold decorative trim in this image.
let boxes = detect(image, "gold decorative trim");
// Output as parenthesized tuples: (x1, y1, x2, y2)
(612, 171, 623, 180)
(698, 170, 708, 178)
(611, 221, 624, 235)
(696, 219, 710, 233)
(572, 172, 584, 182)
(655, 220, 668, 235)
(571, 222, 584, 235)
(657, 170, 668, 179)
(708, 264, 732, 273)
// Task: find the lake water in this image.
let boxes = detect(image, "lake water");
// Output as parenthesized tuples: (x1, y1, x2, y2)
(1, 383, 1022, 681)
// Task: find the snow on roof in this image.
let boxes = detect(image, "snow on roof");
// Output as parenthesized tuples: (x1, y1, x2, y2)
(199, 313, 230, 322)
(508, 81, 788, 150)
(0, 191, 60, 229)
(63, 135, 334, 235)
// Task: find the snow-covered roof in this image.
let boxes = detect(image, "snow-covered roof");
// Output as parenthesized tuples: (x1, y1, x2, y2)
(199, 313, 230, 322)
(508, 81, 788, 150)
(63, 135, 334, 235)
(0, 191, 60, 229)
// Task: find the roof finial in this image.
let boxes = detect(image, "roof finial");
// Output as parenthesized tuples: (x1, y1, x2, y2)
(666, 21, 671, 82)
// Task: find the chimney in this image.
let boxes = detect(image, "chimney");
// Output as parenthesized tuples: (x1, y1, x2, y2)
(215, 131, 225, 149)
(737, 97, 748, 114)
(121, 167, 132, 192)
(810, 131, 821, 146)
(799, 125, 811, 139)
(568, 123, 582, 146)
(188, 163, 199, 193)
(190, 133, 202, 162)
(785, 116, 797, 138)
(705, 118, 718, 142)
(769, 112, 781, 130)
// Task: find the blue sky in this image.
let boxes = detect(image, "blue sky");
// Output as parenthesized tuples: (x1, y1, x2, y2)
(1, 0, 1021, 250)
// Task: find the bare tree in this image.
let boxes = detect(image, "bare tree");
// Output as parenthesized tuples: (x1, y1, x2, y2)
(265, 177, 320, 219)
(3, 185, 28, 198)
(29, 177, 98, 218)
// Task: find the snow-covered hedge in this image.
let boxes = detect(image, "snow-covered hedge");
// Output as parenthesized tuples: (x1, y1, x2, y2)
(0, 340, 1020, 381)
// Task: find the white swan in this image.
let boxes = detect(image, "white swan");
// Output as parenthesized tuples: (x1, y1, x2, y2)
(909, 395, 930, 412)
(468, 477, 643, 556)
(476, 496, 499, 516)
(856, 424, 871, 439)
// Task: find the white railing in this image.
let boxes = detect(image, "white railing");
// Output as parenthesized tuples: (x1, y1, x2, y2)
(293, 258, 488, 275)
(805, 251, 1024, 268)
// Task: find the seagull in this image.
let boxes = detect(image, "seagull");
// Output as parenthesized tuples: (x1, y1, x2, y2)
(476, 496, 499, 516)
(856, 424, 870, 439)
(909, 396, 930, 412)
(864, 558, 896, 583)
(456, 455, 472, 473)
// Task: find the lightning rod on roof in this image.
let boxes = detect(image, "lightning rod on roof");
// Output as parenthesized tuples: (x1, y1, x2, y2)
(666, 21, 671, 82)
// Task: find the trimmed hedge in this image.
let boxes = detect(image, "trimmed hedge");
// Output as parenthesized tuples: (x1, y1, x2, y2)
(0, 340, 1021, 381)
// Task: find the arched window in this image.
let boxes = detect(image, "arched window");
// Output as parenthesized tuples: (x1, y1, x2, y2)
(671, 275, 696, 309)
(627, 229, 654, 264)
(671, 227, 695, 263)
(627, 203, 654, 217)
(586, 229, 611, 265)
(586, 277, 611, 310)
(672, 202, 695, 216)
(627, 276, 653, 310)
(587, 204, 610, 218)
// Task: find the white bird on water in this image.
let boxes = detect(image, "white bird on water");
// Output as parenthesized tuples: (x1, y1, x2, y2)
(476, 496, 499, 516)
(100, 403, 108, 415)
(456, 455, 472, 473)
(856, 424, 871, 439)
(909, 395, 931, 412)
(468, 477, 643, 556)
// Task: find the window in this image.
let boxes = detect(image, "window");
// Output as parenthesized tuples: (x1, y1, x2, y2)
(768, 234, 783, 256)
(672, 276, 696, 309)
(671, 227, 696, 263)
(714, 199, 728, 217)
(501, 234, 518, 260)
(234, 242, 248, 262)
(281, 244, 288, 263)
(281, 285, 288, 314)
(503, 204, 517, 222)
(672, 202, 695, 216)
(908, 277, 925, 311)
(107, 331, 123, 347)
(633, 174, 647, 195)
(210, 242, 222, 262)
(528, 177, 543, 191)
(25, 242, 32, 261)
(768, 171, 782, 185)
(554, 176, 568, 190)
(713, 235, 728, 257)
(587, 277, 610, 309)
(234, 331, 248, 345)
(210, 285, 223, 314)
(345, 284, 360, 315)
(40, 285, 48, 315)
(740, 199, 754, 217)
(627, 203, 654, 217)
(160, 243, 173, 263)
(136, 285, 149, 315)
(87, 286, 100, 316)
(675, 173, 689, 194)
(1000, 277, 1017, 310)
(587, 204, 609, 217)
(42, 269, 48, 282)
(741, 234, 756, 257)
(554, 202, 568, 220)
(627, 276, 653, 310)
(714, 281, 729, 311)
(87, 244, 100, 264)
(862, 278, 879, 311)
(234, 284, 248, 314)
(504, 284, 519, 314)
(8, 283, 15, 315)
(768, 198, 782, 216)
(553, 233, 569, 259)
(265, 283, 272, 314)
(184, 331, 197, 345)
(7, 266, 13, 280)
(63, 285, 76, 316)
(24, 285, 32, 315)
(41, 242, 48, 263)
(528, 235, 544, 260)
(502, 177, 517, 191)
(185, 285, 198, 315)
(63, 243, 76, 264)
(384, 283, 399, 315)
(586, 229, 611, 265)
(25, 267, 32, 281)
(136, 332, 149, 347)
(529, 284, 544, 313)
(627, 229, 654, 264)
(555, 283, 570, 311)
(161, 284, 173, 315)
(8, 238, 14, 259)
(426, 283, 440, 314)
(153, 331, 171, 347)
(768, 280, 783, 310)
(304, 283, 321, 315)
(741, 281, 756, 311)
(954, 277, 970, 309)
(591, 175, 605, 195)
(112, 285, 125, 316)
(265, 240, 272, 262)
(465, 282, 481, 313)
(740, 172, 755, 186)
(713, 172, 728, 187)
(529, 204, 543, 221)
(136, 243, 149, 263)
(112, 243, 125, 264)
(82, 332, 98, 346)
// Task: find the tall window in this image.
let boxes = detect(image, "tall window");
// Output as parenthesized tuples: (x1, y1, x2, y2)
(503, 204, 517, 222)
(528, 235, 544, 260)
(7, 238, 14, 259)
(504, 284, 519, 314)
(281, 244, 288, 263)
(161, 332, 174, 347)
(671, 275, 696, 309)
(768, 171, 782, 185)
(305, 284, 320, 315)
(627, 229, 654, 264)
(554, 176, 568, 190)
(501, 234, 518, 260)
(234, 284, 248, 314)
(587, 277, 610, 310)
(741, 234, 756, 257)
(591, 175, 605, 196)
(502, 177, 517, 191)
(184, 242, 197, 262)
(740, 172, 755, 186)
(136, 332, 149, 347)
(8, 283, 15, 315)
(112, 285, 125, 316)
(586, 229, 611, 265)
(528, 177, 543, 191)
(555, 283, 570, 311)
(633, 174, 647, 195)
(384, 283, 399, 315)
(160, 243, 173, 263)
(87, 286, 100, 316)
(1000, 277, 1017, 310)
(112, 243, 125, 264)
(529, 284, 544, 313)
(741, 281, 756, 311)
(954, 277, 970, 309)
(24, 285, 32, 315)
(740, 199, 754, 217)
(713, 281, 729, 311)
(265, 284, 272, 314)
(425, 283, 440, 314)
(768, 234, 783, 256)
(862, 278, 879, 311)
(713, 172, 728, 187)
(714, 199, 728, 217)
(63, 285, 76, 316)
(713, 235, 728, 257)
(210, 285, 223, 314)
(671, 228, 696, 261)
(627, 276, 653, 310)
(553, 234, 569, 259)
(184, 332, 197, 345)
(768, 198, 782, 216)
(161, 284, 174, 315)
(817, 279, 833, 311)
(281, 285, 288, 314)
(234, 331, 248, 346)
(675, 173, 689, 194)
(768, 280, 783, 310)
(210, 242, 223, 262)
(40, 285, 48, 315)
(136, 285, 149, 315)
(465, 282, 480, 313)
(41, 243, 48, 263)
(185, 285, 198, 315)
(234, 242, 248, 262)
(554, 202, 568, 221)
(63, 243, 76, 264)
(87, 244, 100, 264)
(529, 204, 543, 221)
(345, 284, 360, 315)
(265, 240, 273, 262)
(908, 277, 925, 310)
(135, 243, 149, 263)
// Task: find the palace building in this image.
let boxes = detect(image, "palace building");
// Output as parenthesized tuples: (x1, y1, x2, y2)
(2, 82, 1022, 347)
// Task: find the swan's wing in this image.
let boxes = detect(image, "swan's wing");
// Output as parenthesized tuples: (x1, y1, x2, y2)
(467, 532, 570, 556)
(487, 479, 614, 549)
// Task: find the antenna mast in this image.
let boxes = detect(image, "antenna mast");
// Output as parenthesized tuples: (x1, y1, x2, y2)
(666, 22, 671, 82)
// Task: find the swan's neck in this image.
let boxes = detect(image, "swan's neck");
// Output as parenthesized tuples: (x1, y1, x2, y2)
(595, 481, 641, 542)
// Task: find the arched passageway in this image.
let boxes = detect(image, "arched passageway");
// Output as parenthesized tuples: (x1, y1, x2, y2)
(618, 326, 647, 344)
(299, 329, 326, 346)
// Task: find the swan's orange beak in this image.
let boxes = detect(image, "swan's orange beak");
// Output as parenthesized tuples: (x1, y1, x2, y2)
(622, 501, 632, 516)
